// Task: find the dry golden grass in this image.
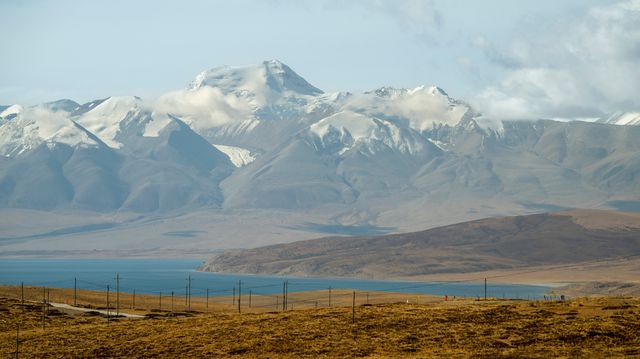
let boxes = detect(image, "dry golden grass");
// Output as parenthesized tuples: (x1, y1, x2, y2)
(0, 285, 441, 315)
(2, 285, 640, 358)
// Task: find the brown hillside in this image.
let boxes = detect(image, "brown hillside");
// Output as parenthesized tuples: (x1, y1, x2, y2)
(200, 210, 640, 279)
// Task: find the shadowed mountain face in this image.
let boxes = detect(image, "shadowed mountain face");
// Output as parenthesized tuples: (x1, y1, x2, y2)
(199, 210, 640, 278)
(0, 61, 639, 252)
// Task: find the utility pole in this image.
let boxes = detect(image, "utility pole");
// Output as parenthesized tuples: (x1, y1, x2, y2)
(352, 291, 356, 324)
(115, 273, 120, 316)
(238, 280, 242, 314)
(42, 287, 46, 330)
(187, 275, 192, 311)
(106, 285, 110, 323)
(484, 278, 487, 300)
(74, 278, 77, 307)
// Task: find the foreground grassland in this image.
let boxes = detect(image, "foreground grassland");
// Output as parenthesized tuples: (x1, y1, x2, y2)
(2, 293, 640, 357)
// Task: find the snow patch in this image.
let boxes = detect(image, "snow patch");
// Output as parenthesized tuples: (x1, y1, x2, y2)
(213, 144, 257, 167)
(76, 96, 142, 148)
(0, 104, 23, 118)
(345, 85, 469, 132)
(142, 113, 173, 137)
(310, 111, 423, 155)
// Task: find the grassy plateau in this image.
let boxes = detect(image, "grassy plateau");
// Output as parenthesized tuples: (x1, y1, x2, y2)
(2, 285, 640, 358)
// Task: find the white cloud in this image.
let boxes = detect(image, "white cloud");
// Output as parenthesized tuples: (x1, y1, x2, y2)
(154, 86, 254, 131)
(474, 0, 640, 120)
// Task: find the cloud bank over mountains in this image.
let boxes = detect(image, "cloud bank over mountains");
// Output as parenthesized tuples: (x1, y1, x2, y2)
(474, 0, 640, 120)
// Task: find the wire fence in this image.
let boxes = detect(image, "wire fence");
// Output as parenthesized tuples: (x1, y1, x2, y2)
(0, 273, 560, 317)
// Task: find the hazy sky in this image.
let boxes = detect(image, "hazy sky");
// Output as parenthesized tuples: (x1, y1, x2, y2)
(2, 0, 638, 119)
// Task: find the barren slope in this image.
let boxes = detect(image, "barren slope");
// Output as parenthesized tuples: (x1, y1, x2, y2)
(200, 210, 640, 279)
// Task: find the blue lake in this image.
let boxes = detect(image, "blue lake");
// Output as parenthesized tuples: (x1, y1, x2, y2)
(0, 259, 550, 299)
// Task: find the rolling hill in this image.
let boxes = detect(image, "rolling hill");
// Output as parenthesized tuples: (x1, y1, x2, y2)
(200, 210, 640, 279)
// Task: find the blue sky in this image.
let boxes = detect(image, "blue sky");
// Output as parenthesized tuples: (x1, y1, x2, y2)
(2, 0, 638, 119)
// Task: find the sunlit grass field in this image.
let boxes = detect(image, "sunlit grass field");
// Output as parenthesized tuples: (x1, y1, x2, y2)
(2, 285, 640, 357)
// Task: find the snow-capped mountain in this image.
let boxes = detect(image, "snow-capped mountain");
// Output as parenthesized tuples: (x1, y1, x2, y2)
(189, 59, 323, 97)
(1, 60, 639, 250)
(0, 104, 23, 121)
(0, 105, 103, 157)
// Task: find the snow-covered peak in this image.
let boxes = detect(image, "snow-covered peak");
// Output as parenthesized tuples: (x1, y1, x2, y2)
(311, 111, 380, 141)
(597, 112, 640, 126)
(366, 85, 449, 100)
(75, 96, 143, 148)
(367, 86, 408, 99)
(0, 106, 100, 157)
(0, 104, 23, 120)
(342, 85, 469, 132)
(309, 111, 426, 155)
(188, 60, 323, 98)
(42, 99, 80, 114)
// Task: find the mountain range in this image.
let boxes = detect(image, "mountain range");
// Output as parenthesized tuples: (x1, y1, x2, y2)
(1, 60, 639, 256)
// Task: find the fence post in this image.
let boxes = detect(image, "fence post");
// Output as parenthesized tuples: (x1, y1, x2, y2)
(206, 288, 209, 311)
(21, 282, 24, 306)
(233, 287, 236, 307)
(15, 324, 19, 359)
(159, 291, 162, 312)
(249, 290, 252, 308)
(74, 278, 77, 307)
(328, 286, 332, 307)
(132, 289, 136, 310)
(171, 291, 174, 314)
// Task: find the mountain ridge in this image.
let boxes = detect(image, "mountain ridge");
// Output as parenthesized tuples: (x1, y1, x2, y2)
(0, 60, 639, 255)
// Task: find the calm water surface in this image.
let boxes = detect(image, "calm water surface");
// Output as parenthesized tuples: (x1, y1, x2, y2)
(0, 259, 550, 299)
